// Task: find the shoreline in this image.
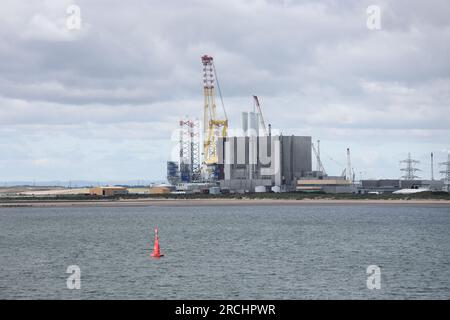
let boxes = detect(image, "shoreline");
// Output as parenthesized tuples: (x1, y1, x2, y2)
(1, 198, 450, 208)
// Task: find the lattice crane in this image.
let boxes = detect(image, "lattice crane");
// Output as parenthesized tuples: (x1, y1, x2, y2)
(201, 55, 228, 167)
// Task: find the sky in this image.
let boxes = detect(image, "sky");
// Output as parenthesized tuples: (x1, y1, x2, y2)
(0, 0, 449, 183)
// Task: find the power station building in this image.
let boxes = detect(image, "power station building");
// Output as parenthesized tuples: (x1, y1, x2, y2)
(360, 179, 445, 193)
(215, 111, 312, 192)
(217, 135, 312, 192)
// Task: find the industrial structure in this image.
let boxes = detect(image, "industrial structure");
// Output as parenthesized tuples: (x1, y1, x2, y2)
(179, 118, 201, 182)
(164, 54, 449, 195)
(312, 140, 326, 175)
(431, 152, 435, 181)
(341, 148, 355, 182)
(217, 134, 312, 192)
(89, 186, 128, 196)
(400, 153, 421, 180)
(252, 95, 268, 136)
(297, 178, 354, 193)
(166, 119, 201, 185)
(202, 55, 228, 180)
(166, 161, 179, 185)
(360, 179, 444, 194)
(164, 54, 357, 194)
(167, 55, 228, 185)
(440, 153, 450, 192)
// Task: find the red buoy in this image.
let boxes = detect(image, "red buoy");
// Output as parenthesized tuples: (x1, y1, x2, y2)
(150, 227, 164, 258)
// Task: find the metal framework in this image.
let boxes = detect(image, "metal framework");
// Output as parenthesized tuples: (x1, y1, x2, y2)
(400, 152, 421, 180)
(440, 153, 450, 192)
(191, 119, 201, 181)
(202, 55, 228, 166)
(179, 118, 192, 182)
(179, 118, 201, 182)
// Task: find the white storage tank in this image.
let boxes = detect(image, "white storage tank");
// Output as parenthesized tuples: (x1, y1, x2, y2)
(271, 186, 281, 193)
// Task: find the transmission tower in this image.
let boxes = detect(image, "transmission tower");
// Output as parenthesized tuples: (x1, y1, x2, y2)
(440, 153, 450, 192)
(400, 152, 421, 180)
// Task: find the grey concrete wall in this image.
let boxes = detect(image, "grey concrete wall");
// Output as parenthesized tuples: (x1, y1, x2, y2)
(322, 185, 357, 194)
(218, 135, 312, 191)
(281, 136, 312, 185)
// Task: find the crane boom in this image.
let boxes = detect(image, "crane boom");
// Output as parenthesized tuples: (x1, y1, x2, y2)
(311, 142, 326, 175)
(202, 55, 228, 168)
(253, 95, 267, 136)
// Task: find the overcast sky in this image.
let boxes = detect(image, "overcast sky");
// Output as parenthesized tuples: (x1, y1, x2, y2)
(0, 0, 449, 183)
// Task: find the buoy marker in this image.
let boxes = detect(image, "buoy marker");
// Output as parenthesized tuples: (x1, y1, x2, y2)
(150, 227, 164, 258)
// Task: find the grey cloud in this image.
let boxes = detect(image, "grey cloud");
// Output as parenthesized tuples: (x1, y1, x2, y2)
(0, 0, 449, 180)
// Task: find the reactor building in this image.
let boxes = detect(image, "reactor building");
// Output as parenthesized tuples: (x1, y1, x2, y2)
(216, 111, 312, 192)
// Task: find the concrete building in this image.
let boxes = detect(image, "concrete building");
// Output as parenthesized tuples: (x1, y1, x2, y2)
(408, 180, 445, 191)
(360, 179, 445, 193)
(217, 135, 312, 192)
(175, 182, 216, 193)
(360, 179, 401, 193)
(89, 186, 128, 196)
(297, 177, 356, 193)
(166, 161, 180, 185)
(149, 185, 173, 194)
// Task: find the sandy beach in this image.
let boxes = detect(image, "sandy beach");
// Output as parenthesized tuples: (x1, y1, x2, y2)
(1, 198, 450, 208)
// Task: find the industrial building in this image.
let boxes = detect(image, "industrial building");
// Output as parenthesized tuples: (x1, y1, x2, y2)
(360, 179, 445, 194)
(89, 186, 128, 196)
(164, 54, 348, 194)
(149, 185, 174, 194)
(297, 177, 356, 193)
(212, 100, 313, 192)
(167, 161, 180, 185)
(217, 134, 312, 192)
(165, 54, 449, 195)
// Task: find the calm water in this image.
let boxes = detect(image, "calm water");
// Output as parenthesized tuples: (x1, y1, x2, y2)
(0, 205, 449, 299)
